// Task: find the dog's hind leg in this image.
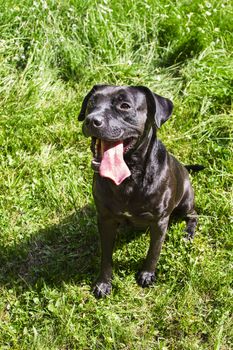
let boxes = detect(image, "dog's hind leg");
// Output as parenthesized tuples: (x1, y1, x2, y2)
(184, 209, 198, 240)
(176, 201, 198, 240)
(175, 185, 198, 240)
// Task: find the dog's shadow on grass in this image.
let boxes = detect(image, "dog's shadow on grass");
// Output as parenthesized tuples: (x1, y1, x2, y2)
(0, 205, 146, 291)
(0, 205, 102, 291)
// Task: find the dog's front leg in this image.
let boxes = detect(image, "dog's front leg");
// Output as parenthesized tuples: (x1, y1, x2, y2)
(137, 216, 169, 288)
(93, 216, 118, 298)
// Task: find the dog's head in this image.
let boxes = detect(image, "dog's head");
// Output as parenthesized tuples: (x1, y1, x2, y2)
(78, 85, 173, 185)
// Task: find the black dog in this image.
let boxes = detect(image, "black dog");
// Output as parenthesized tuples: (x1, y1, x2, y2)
(78, 85, 203, 297)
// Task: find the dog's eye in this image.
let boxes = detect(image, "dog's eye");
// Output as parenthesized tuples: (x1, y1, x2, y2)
(120, 103, 131, 110)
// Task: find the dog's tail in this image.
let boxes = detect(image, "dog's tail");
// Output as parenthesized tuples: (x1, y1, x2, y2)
(185, 164, 205, 172)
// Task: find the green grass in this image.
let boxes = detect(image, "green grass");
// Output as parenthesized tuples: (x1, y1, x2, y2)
(0, 0, 232, 348)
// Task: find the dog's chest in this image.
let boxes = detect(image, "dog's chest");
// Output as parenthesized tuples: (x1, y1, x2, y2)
(118, 209, 155, 227)
(94, 176, 158, 225)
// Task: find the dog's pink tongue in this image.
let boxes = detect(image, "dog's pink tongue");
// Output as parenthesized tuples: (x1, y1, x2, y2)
(99, 140, 131, 185)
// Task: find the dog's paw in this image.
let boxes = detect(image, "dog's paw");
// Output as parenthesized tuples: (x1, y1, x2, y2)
(93, 281, 112, 298)
(183, 229, 195, 242)
(137, 271, 155, 288)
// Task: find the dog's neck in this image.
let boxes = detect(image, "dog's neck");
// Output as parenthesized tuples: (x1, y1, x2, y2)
(125, 127, 159, 180)
(136, 127, 157, 156)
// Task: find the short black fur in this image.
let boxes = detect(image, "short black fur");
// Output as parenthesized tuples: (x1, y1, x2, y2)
(78, 85, 203, 298)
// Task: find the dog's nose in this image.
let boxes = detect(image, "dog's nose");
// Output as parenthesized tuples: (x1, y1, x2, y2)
(93, 116, 103, 127)
(86, 115, 104, 128)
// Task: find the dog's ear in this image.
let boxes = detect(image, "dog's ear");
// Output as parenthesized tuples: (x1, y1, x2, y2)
(137, 86, 173, 128)
(78, 86, 97, 121)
